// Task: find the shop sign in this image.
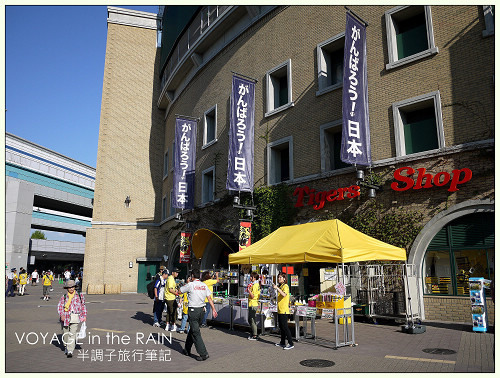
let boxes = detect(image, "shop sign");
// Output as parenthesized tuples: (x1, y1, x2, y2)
(293, 185, 361, 210)
(239, 221, 252, 251)
(391, 167, 472, 192)
(179, 232, 192, 263)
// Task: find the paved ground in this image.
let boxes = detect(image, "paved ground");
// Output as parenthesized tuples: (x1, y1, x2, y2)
(4, 282, 495, 373)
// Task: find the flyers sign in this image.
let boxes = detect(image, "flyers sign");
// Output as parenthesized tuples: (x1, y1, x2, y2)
(180, 232, 192, 263)
(239, 221, 252, 251)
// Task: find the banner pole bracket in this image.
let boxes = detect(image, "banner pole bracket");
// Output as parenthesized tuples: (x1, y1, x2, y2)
(175, 114, 201, 121)
(344, 6, 369, 27)
(231, 71, 258, 83)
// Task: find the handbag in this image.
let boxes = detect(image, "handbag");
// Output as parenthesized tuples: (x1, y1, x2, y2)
(77, 322, 87, 339)
(70, 313, 80, 324)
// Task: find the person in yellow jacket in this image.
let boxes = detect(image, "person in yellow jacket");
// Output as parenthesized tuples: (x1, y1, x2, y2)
(42, 271, 52, 301)
(18, 269, 28, 296)
(164, 267, 180, 331)
(272, 272, 294, 350)
(247, 271, 261, 340)
(201, 271, 219, 327)
(177, 276, 192, 334)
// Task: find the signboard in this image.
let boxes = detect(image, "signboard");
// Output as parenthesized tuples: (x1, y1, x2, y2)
(227, 75, 255, 192)
(469, 277, 489, 332)
(180, 232, 192, 263)
(392, 167, 472, 192)
(341, 12, 371, 166)
(291, 275, 299, 287)
(321, 308, 334, 320)
(335, 282, 346, 296)
(173, 117, 197, 210)
(293, 185, 360, 210)
(239, 221, 252, 251)
(324, 269, 337, 281)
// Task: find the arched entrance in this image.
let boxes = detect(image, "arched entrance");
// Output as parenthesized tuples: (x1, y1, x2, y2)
(191, 229, 238, 270)
(408, 199, 494, 320)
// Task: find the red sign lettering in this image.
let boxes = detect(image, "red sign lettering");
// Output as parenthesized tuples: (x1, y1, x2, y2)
(293, 185, 360, 210)
(391, 167, 472, 192)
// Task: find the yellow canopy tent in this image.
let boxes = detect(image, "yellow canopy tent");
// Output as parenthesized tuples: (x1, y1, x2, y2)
(228, 219, 406, 264)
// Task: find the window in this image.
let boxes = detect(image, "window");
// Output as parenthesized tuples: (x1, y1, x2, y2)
(483, 5, 494, 37)
(320, 121, 350, 172)
(162, 195, 167, 220)
(267, 136, 293, 185)
(203, 105, 217, 148)
(385, 6, 438, 70)
(201, 166, 215, 204)
(392, 91, 444, 157)
(163, 150, 169, 179)
(317, 33, 344, 95)
(169, 189, 176, 217)
(171, 141, 175, 172)
(265, 59, 294, 117)
(423, 213, 494, 296)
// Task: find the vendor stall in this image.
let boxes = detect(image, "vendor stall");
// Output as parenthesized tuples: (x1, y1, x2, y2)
(221, 219, 417, 346)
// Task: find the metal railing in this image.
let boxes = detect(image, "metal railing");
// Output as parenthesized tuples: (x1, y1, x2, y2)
(160, 5, 231, 92)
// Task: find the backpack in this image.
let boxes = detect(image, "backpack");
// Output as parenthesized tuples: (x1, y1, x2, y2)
(147, 279, 156, 299)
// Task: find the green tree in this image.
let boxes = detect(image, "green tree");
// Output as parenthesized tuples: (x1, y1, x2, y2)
(31, 230, 47, 240)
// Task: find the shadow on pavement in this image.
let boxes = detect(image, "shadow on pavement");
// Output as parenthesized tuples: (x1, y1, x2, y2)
(132, 311, 154, 325)
(423, 321, 494, 334)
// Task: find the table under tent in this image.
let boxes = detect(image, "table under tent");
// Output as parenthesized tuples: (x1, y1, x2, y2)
(228, 219, 423, 347)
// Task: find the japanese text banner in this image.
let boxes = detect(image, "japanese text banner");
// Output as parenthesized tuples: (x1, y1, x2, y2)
(341, 12, 372, 166)
(173, 117, 197, 210)
(180, 232, 192, 263)
(227, 75, 255, 192)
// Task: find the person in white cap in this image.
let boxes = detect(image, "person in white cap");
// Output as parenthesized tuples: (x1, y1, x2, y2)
(57, 280, 87, 358)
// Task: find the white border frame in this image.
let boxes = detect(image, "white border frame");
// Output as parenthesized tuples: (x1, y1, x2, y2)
(201, 165, 216, 204)
(392, 90, 445, 157)
(319, 119, 352, 173)
(266, 136, 294, 185)
(265, 59, 294, 117)
(202, 105, 218, 149)
(482, 5, 495, 37)
(161, 194, 168, 221)
(316, 32, 345, 96)
(163, 149, 169, 180)
(385, 5, 439, 70)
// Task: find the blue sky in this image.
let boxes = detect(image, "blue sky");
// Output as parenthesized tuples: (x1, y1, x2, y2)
(5, 5, 159, 169)
(5, 5, 159, 242)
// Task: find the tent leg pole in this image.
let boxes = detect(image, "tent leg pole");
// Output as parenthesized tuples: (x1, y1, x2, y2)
(404, 262, 414, 328)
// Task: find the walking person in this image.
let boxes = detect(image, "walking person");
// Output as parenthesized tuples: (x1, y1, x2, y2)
(201, 271, 219, 327)
(57, 280, 87, 358)
(31, 269, 39, 286)
(272, 272, 294, 350)
(48, 270, 54, 292)
(153, 269, 168, 327)
(247, 271, 261, 340)
(19, 269, 28, 296)
(42, 271, 52, 300)
(64, 269, 71, 284)
(177, 276, 192, 334)
(164, 267, 181, 331)
(180, 269, 218, 361)
(5, 268, 17, 297)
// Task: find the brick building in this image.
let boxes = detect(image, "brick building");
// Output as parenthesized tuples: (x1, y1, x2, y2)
(84, 6, 494, 323)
